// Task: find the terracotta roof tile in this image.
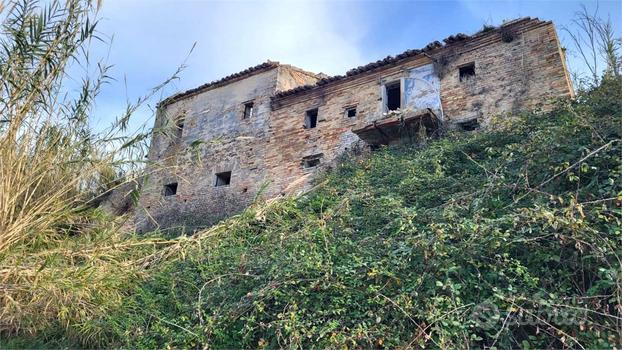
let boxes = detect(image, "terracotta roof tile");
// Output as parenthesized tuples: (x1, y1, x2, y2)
(272, 17, 546, 100)
(159, 61, 280, 107)
(159, 17, 547, 107)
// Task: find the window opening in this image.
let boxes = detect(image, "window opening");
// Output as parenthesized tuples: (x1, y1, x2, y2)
(215, 171, 232, 187)
(305, 108, 318, 129)
(459, 63, 476, 82)
(385, 81, 401, 111)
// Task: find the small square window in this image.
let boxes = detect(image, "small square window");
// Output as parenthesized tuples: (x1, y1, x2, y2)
(163, 183, 178, 196)
(302, 153, 323, 169)
(243, 102, 254, 119)
(346, 106, 357, 118)
(458, 118, 479, 131)
(304, 158, 320, 168)
(215, 171, 231, 187)
(385, 81, 401, 111)
(459, 63, 475, 82)
(304, 108, 318, 129)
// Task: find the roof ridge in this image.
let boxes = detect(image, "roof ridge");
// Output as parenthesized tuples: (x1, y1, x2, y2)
(272, 17, 548, 100)
(159, 60, 280, 107)
(158, 17, 548, 107)
(279, 64, 321, 78)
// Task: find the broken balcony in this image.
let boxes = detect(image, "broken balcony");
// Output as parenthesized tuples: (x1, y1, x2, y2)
(352, 108, 441, 146)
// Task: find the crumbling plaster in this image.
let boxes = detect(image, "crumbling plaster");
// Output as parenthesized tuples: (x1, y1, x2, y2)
(136, 18, 574, 233)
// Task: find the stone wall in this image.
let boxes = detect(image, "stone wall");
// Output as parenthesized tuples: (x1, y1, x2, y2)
(136, 66, 319, 233)
(265, 19, 573, 197)
(265, 56, 434, 197)
(137, 18, 574, 233)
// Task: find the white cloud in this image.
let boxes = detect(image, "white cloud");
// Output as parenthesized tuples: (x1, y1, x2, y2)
(192, 1, 368, 75)
(89, 0, 369, 131)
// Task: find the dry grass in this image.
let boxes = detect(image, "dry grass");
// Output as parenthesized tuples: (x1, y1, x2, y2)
(0, 0, 178, 343)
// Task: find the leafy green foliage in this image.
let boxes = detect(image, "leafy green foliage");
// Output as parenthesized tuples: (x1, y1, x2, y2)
(102, 78, 622, 349)
(3, 0, 615, 347)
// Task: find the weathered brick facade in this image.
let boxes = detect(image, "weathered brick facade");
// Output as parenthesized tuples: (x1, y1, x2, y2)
(136, 63, 320, 232)
(136, 18, 573, 233)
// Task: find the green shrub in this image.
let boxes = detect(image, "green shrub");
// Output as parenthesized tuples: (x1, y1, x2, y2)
(105, 78, 621, 349)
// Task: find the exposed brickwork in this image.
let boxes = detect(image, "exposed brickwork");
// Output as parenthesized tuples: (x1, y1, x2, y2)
(136, 18, 574, 233)
(438, 20, 574, 123)
(136, 66, 320, 232)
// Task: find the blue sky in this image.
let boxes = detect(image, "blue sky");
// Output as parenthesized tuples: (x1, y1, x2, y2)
(86, 0, 622, 133)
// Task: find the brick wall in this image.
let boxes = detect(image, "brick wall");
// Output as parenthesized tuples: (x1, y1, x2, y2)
(137, 18, 574, 233)
(136, 66, 319, 232)
(438, 21, 574, 125)
(266, 19, 573, 197)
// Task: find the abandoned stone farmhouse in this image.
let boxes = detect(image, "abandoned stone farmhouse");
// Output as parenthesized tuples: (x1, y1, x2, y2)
(136, 17, 574, 233)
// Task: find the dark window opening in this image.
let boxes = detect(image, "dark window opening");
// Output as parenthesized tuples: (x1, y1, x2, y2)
(175, 117, 184, 139)
(302, 153, 323, 169)
(164, 182, 178, 196)
(458, 118, 479, 131)
(304, 158, 321, 168)
(385, 81, 401, 111)
(304, 108, 318, 129)
(215, 171, 231, 187)
(243, 101, 254, 119)
(346, 106, 357, 118)
(459, 63, 476, 82)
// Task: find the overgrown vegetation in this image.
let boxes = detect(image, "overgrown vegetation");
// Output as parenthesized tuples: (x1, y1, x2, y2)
(1, 0, 621, 348)
(83, 77, 617, 349)
(0, 0, 177, 343)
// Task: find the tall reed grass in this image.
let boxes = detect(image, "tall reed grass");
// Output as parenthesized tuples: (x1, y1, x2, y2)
(0, 0, 176, 343)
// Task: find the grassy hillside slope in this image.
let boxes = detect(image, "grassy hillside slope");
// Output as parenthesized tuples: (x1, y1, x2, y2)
(99, 79, 621, 349)
(1, 1, 620, 348)
(4, 79, 621, 349)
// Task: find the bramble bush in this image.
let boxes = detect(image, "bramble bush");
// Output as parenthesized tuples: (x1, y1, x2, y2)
(101, 77, 621, 349)
(1, 0, 619, 347)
